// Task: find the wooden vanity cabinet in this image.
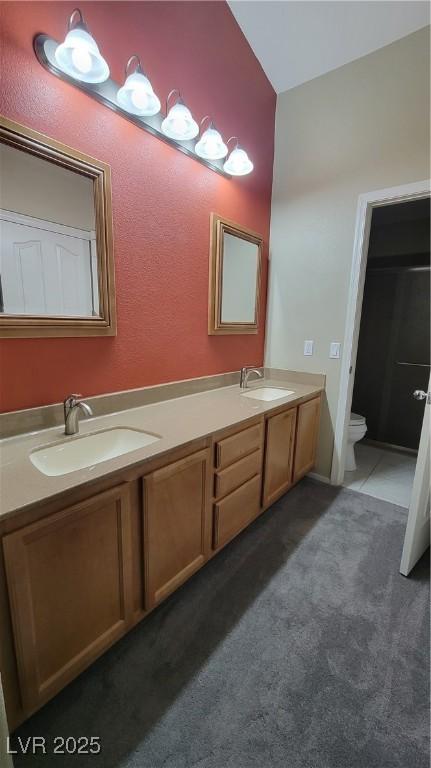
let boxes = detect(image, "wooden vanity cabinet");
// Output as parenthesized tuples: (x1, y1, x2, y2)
(263, 407, 297, 507)
(2, 484, 133, 713)
(142, 448, 212, 608)
(1, 394, 321, 729)
(293, 396, 321, 482)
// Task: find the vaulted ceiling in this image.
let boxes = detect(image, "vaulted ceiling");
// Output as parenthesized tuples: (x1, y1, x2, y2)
(228, 1, 430, 92)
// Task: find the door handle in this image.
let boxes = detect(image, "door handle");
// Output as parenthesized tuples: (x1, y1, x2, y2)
(413, 390, 431, 403)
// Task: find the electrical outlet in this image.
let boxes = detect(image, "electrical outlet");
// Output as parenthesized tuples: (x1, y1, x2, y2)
(304, 340, 313, 356)
(330, 342, 341, 359)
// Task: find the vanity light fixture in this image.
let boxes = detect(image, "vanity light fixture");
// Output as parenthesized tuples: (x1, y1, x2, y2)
(34, 10, 254, 178)
(54, 8, 109, 84)
(161, 90, 199, 142)
(116, 55, 161, 117)
(223, 137, 254, 176)
(195, 117, 228, 161)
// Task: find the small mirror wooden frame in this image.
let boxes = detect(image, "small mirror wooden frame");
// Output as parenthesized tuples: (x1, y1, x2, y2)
(0, 116, 116, 337)
(208, 213, 263, 335)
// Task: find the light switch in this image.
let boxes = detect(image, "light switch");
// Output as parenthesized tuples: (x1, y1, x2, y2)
(304, 340, 314, 356)
(330, 342, 341, 359)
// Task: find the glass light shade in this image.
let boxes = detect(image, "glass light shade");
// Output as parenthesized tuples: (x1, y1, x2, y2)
(117, 71, 161, 116)
(55, 27, 109, 83)
(223, 147, 254, 176)
(195, 126, 228, 160)
(161, 101, 199, 141)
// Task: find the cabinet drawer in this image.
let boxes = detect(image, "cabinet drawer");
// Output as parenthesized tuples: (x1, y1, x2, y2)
(213, 474, 262, 549)
(215, 422, 263, 469)
(215, 449, 262, 499)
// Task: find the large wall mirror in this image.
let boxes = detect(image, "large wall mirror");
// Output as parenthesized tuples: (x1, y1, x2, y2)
(0, 117, 116, 337)
(208, 213, 263, 335)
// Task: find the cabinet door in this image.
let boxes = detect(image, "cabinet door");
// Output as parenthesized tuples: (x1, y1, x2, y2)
(3, 485, 133, 713)
(143, 449, 211, 608)
(263, 407, 297, 507)
(293, 396, 321, 482)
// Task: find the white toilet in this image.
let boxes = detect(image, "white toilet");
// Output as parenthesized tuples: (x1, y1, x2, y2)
(345, 412, 367, 471)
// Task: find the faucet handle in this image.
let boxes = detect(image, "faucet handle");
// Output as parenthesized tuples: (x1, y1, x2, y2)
(64, 393, 83, 403)
(63, 394, 83, 421)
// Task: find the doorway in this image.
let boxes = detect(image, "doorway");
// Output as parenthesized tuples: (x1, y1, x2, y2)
(343, 197, 430, 505)
(332, 180, 430, 484)
(331, 179, 430, 573)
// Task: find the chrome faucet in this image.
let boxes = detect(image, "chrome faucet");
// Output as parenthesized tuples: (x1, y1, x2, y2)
(240, 366, 264, 389)
(63, 394, 93, 435)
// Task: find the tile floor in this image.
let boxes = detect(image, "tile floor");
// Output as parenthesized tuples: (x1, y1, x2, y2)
(343, 442, 417, 508)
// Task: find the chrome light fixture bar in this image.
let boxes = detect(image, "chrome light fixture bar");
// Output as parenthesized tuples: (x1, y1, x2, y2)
(34, 10, 254, 178)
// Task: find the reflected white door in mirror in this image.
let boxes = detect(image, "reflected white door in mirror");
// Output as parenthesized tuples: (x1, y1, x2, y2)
(1, 210, 98, 317)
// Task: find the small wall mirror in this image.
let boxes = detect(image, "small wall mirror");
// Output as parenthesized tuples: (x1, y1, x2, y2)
(208, 214, 263, 335)
(0, 117, 116, 337)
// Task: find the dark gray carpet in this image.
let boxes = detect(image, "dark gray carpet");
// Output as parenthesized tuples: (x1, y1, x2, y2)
(11, 479, 429, 768)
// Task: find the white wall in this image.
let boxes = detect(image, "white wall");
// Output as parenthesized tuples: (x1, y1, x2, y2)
(266, 27, 430, 478)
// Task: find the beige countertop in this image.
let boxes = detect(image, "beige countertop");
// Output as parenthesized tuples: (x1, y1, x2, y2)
(0, 378, 322, 520)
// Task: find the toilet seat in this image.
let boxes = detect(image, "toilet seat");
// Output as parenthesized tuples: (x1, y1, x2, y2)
(349, 412, 366, 426)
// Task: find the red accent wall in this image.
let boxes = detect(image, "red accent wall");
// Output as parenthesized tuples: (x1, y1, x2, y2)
(0, 1, 275, 412)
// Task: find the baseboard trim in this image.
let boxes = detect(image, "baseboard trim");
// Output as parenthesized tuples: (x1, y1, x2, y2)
(307, 471, 331, 484)
(363, 438, 418, 456)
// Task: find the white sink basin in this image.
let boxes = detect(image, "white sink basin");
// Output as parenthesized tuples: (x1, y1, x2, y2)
(30, 428, 161, 476)
(241, 387, 294, 402)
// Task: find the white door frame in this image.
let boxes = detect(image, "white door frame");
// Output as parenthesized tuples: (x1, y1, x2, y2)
(331, 179, 431, 485)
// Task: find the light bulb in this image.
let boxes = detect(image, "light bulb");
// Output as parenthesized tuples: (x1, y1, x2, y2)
(55, 24, 109, 84)
(117, 70, 161, 117)
(195, 125, 228, 160)
(223, 146, 253, 176)
(161, 100, 199, 141)
(131, 89, 148, 110)
(71, 45, 92, 74)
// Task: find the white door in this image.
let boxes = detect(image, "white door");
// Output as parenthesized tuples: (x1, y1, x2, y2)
(0, 213, 96, 316)
(400, 376, 430, 576)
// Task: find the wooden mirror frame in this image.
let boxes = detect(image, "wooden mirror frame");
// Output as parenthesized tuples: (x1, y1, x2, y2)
(208, 213, 263, 335)
(0, 116, 116, 337)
